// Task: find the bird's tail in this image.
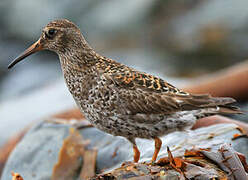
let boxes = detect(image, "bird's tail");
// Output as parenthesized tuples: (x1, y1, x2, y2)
(209, 96, 242, 114)
(187, 95, 243, 119)
(180, 93, 243, 114)
(194, 105, 242, 120)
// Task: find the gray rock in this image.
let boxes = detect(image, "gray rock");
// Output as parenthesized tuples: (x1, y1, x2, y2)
(2, 122, 247, 180)
(1, 123, 69, 180)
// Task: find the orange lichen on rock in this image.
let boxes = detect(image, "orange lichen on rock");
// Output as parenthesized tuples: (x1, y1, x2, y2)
(52, 108, 84, 120)
(0, 129, 28, 176)
(236, 126, 246, 134)
(11, 172, 23, 180)
(111, 147, 119, 158)
(232, 133, 247, 140)
(52, 128, 97, 180)
(52, 128, 88, 180)
(184, 148, 210, 159)
(79, 149, 97, 180)
(236, 152, 248, 172)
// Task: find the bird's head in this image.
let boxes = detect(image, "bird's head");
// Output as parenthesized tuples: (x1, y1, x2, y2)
(8, 19, 84, 69)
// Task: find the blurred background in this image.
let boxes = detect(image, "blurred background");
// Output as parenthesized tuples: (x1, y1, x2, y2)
(1, 0, 248, 145)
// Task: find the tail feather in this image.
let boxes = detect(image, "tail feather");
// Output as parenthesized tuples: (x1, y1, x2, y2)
(175, 92, 243, 117)
(180, 93, 242, 117)
(184, 95, 236, 108)
(193, 105, 242, 120)
(210, 97, 236, 106)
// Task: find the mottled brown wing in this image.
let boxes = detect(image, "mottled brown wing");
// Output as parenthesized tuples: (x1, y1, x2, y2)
(103, 70, 237, 115)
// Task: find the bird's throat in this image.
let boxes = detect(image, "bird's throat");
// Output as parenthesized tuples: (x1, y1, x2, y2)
(58, 47, 99, 71)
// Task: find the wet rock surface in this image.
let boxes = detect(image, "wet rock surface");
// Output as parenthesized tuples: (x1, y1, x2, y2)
(1, 122, 247, 179)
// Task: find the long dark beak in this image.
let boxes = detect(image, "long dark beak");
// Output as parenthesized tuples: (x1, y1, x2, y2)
(8, 39, 43, 69)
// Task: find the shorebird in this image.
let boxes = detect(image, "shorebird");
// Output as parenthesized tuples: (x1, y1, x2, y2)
(8, 19, 241, 163)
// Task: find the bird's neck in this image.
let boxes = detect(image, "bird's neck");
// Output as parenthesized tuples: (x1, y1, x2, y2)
(58, 41, 100, 72)
(58, 43, 102, 102)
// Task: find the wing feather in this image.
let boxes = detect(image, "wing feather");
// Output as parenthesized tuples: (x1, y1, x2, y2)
(102, 66, 239, 115)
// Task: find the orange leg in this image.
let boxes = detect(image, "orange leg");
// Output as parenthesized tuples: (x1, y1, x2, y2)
(133, 144, 140, 163)
(151, 137, 162, 162)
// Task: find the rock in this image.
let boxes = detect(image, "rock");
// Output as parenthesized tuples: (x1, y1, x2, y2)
(1, 122, 248, 179)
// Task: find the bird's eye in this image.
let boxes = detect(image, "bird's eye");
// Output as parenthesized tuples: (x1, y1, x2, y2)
(45, 29, 57, 39)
